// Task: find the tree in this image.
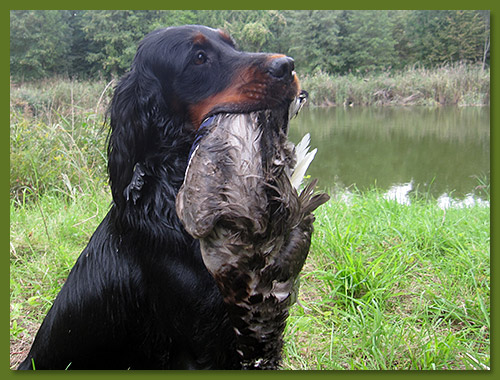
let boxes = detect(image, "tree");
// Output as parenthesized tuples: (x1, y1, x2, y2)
(282, 10, 340, 74)
(406, 10, 487, 67)
(391, 10, 413, 69)
(148, 10, 197, 32)
(79, 11, 150, 77)
(67, 10, 102, 78)
(197, 10, 286, 53)
(443, 11, 486, 63)
(78, 10, 197, 78)
(10, 10, 490, 81)
(479, 10, 490, 70)
(336, 10, 397, 74)
(10, 10, 72, 79)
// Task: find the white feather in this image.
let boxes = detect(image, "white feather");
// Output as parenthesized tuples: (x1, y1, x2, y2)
(294, 133, 311, 164)
(291, 133, 317, 190)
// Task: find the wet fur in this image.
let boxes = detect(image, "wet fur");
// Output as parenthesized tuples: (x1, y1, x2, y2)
(18, 25, 300, 370)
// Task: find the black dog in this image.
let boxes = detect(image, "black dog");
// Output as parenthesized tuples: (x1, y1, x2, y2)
(18, 25, 300, 370)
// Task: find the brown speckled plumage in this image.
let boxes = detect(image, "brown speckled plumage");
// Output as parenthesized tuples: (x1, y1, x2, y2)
(176, 105, 329, 369)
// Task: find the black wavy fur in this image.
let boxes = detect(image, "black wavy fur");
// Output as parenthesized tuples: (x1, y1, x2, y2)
(18, 25, 300, 370)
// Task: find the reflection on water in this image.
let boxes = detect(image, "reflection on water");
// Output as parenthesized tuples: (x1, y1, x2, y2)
(331, 181, 490, 209)
(384, 181, 413, 205)
(436, 192, 490, 209)
(382, 181, 489, 209)
(289, 106, 490, 205)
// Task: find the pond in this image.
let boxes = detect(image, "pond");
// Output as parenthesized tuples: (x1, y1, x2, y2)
(288, 106, 490, 206)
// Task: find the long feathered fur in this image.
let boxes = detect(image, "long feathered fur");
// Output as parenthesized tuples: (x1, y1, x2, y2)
(18, 26, 244, 370)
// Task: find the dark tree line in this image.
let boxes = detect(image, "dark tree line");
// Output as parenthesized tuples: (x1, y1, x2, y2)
(10, 10, 490, 80)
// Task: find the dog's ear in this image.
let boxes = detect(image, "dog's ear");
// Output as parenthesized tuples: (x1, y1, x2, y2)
(107, 67, 165, 211)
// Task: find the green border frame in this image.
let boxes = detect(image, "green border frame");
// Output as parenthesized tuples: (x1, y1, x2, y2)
(4, 2, 497, 378)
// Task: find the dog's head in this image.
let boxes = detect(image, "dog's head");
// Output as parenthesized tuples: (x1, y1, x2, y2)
(132, 25, 300, 127)
(108, 25, 301, 219)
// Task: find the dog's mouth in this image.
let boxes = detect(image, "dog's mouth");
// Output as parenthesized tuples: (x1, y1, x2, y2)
(188, 68, 302, 129)
(213, 88, 306, 119)
(202, 88, 303, 123)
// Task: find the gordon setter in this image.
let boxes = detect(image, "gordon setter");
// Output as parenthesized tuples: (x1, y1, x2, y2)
(18, 25, 302, 370)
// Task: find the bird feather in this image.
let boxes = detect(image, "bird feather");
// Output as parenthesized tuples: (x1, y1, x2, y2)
(290, 133, 317, 190)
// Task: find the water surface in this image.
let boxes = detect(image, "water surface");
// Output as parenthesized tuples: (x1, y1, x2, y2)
(289, 107, 490, 203)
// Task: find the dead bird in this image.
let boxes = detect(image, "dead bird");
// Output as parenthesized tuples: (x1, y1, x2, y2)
(176, 99, 329, 369)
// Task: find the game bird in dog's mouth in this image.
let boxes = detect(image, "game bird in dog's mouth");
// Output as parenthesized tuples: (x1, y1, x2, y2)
(176, 93, 330, 369)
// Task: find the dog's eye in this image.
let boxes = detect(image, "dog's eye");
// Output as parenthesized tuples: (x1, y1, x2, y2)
(194, 51, 208, 65)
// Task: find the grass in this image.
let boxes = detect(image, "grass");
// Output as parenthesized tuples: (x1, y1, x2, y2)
(10, 188, 112, 368)
(10, 186, 490, 370)
(301, 62, 490, 107)
(9, 78, 490, 370)
(282, 190, 490, 370)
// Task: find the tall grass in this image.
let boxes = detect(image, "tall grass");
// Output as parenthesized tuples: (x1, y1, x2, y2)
(301, 62, 490, 107)
(10, 78, 114, 204)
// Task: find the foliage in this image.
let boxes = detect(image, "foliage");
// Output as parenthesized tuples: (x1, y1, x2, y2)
(195, 10, 287, 53)
(79, 10, 196, 77)
(336, 10, 398, 73)
(406, 10, 487, 67)
(283, 10, 340, 73)
(10, 10, 73, 79)
(10, 10, 490, 80)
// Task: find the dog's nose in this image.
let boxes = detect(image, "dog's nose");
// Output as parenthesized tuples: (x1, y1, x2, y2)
(268, 56, 295, 80)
